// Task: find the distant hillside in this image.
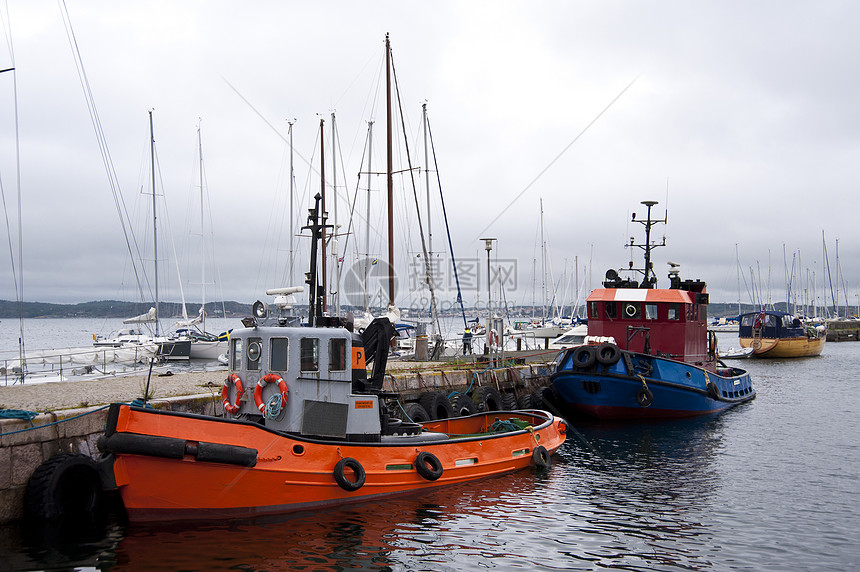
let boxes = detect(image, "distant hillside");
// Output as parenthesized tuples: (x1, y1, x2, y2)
(0, 300, 252, 319)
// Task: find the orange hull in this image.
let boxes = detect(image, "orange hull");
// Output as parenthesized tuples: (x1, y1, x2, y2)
(101, 404, 566, 522)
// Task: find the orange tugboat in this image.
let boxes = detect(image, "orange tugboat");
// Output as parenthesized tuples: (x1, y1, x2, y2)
(94, 194, 565, 522)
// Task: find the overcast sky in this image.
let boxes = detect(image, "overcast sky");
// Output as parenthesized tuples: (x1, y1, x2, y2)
(1, 1, 858, 317)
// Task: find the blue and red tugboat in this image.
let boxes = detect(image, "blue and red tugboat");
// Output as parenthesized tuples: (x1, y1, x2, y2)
(550, 201, 755, 420)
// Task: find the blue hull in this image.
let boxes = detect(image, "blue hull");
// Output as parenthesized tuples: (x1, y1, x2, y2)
(550, 344, 755, 420)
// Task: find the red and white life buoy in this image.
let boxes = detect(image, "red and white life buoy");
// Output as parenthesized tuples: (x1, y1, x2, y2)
(488, 329, 499, 348)
(253, 374, 289, 412)
(222, 373, 244, 415)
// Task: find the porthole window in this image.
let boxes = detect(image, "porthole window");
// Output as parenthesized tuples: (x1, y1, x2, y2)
(247, 337, 262, 371)
(624, 303, 641, 319)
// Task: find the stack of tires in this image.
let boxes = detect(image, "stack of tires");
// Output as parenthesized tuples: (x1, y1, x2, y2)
(400, 383, 559, 423)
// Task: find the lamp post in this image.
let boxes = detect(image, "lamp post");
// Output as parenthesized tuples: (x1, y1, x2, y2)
(480, 237, 496, 359)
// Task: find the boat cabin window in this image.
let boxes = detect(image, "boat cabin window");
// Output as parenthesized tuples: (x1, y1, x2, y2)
(330, 338, 346, 372)
(230, 338, 243, 370)
(270, 338, 289, 371)
(605, 302, 617, 319)
(668, 303, 680, 320)
(645, 303, 658, 320)
(300, 338, 319, 372)
(247, 337, 262, 371)
(623, 302, 640, 319)
(589, 302, 599, 319)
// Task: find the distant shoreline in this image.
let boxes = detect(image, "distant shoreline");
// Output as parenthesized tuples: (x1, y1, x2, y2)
(0, 299, 251, 320)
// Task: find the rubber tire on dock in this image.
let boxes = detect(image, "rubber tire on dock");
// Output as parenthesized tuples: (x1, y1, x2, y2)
(502, 392, 518, 411)
(517, 393, 534, 410)
(531, 386, 557, 411)
(472, 386, 504, 412)
(450, 394, 478, 416)
(419, 391, 455, 420)
(24, 453, 104, 522)
(403, 402, 431, 423)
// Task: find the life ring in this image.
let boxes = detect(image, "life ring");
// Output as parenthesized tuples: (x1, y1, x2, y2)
(571, 345, 596, 369)
(415, 451, 444, 481)
(636, 387, 654, 407)
(333, 457, 365, 491)
(595, 343, 621, 365)
(488, 329, 500, 347)
(254, 374, 289, 412)
(625, 303, 638, 317)
(222, 373, 244, 415)
(532, 445, 550, 469)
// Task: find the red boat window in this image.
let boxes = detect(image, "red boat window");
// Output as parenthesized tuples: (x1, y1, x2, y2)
(645, 303, 658, 320)
(300, 338, 319, 372)
(247, 337, 262, 371)
(589, 301, 599, 319)
(668, 303, 680, 320)
(605, 302, 618, 319)
(270, 338, 289, 371)
(330, 338, 346, 372)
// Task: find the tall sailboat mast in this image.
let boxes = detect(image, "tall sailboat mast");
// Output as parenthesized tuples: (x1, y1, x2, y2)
(149, 110, 159, 336)
(385, 33, 395, 308)
(364, 121, 373, 312)
(319, 118, 326, 313)
(288, 120, 296, 286)
(197, 121, 206, 333)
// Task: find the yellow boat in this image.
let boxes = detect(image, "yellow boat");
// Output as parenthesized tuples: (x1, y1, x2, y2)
(738, 311, 826, 358)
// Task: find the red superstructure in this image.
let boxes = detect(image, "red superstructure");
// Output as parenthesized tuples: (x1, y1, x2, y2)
(586, 283, 712, 368)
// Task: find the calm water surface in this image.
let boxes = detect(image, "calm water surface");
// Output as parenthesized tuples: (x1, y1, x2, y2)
(1, 327, 858, 570)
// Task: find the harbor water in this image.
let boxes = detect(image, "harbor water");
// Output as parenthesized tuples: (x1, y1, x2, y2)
(0, 322, 858, 570)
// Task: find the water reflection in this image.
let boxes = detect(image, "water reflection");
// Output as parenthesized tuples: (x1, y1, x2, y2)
(549, 415, 732, 570)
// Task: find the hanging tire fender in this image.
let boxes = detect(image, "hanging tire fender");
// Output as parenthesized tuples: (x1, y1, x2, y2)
(333, 457, 365, 492)
(24, 453, 104, 522)
(532, 445, 551, 469)
(707, 381, 721, 400)
(415, 451, 444, 481)
(636, 387, 654, 407)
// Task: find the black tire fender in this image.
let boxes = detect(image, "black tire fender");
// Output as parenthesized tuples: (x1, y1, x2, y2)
(532, 445, 551, 469)
(636, 387, 654, 407)
(595, 343, 621, 365)
(415, 451, 444, 481)
(707, 381, 721, 400)
(572, 345, 597, 369)
(403, 402, 430, 423)
(472, 385, 504, 412)
(450, 393, 478, 416)
(24, 453, 104, 522)
(333, 457, 365, 492)
(419, 391, 455, 420)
